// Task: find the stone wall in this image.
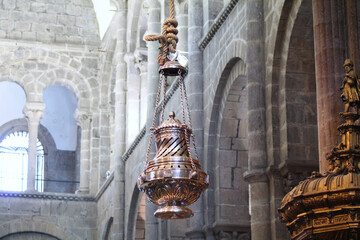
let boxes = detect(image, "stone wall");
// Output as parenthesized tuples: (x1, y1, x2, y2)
(281, 0, 318, 188)
(45, 149, 79, 193)
(0, 194, 97, 239)
(96, 176, 115, 240)
(0, 0, 99, 45)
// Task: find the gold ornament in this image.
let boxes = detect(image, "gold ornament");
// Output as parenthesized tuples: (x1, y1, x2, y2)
(279, 59, 360, 239)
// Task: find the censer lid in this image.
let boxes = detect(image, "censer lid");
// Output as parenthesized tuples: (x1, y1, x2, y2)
(156, 111, 183, 129)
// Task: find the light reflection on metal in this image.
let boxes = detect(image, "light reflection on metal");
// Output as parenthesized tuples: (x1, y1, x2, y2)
(137, 0, 208, 219)
(279, 59, 360, 239)
(138, 112, 209, 219)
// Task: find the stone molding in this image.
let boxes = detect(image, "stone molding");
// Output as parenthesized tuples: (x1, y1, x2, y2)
(95, 171, 115, 201)
(0, 172, 115, 202)
(199, 0, 240, 51)
(0, 191, 95, 202)
(243, 168, 268, 183)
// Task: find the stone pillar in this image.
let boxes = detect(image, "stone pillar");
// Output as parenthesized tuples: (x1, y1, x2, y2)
(345, 0, 359, 71)
(75, 109, 91, 194)
(125, 53, 141, 145)
(186, 0, 205, 239)
(243, 0, 271, 239)
(312, 0, 346, 173)
(23, 102, 45, 192)
(135, 50, 148, 128)
(112, 5, 127, 239)
(176, 0, 188, 55)
(145, 0, 160, 239)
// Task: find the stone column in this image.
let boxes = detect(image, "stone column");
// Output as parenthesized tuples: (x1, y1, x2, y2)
(23, 102, 45, 192)
(125, 53, 141, 144)
(112, 5, 127, 239)
(75, 109, 91, 194)
(186, 0, 205, 239)
(176, 0, 188, 55)
(145, 0, 160, 239)
(345, 0, 359, 71)
(243, 0, 271, 239)
(135, 50, 148, 128)
(312, 0, 346, 173)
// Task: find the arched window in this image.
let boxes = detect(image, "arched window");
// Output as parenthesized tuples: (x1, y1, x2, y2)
(0, 131, 44, 192)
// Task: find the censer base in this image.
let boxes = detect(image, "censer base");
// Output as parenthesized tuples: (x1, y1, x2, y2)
(154, 206, 194, 219)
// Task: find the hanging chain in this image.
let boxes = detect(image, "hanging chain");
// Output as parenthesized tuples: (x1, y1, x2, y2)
(160, 76, 167, 123)
(179, 70, 197, 170)
(144, 72, 164, 171)
(181, 77, 199, 160)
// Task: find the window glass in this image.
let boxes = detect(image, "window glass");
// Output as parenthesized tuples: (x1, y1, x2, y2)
(0, 131, 44, 192)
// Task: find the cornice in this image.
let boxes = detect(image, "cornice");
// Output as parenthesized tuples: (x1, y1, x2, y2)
(199, 0, 240, 51)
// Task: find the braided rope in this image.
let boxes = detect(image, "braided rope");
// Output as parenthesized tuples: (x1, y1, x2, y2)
(144, 0, 178, 66)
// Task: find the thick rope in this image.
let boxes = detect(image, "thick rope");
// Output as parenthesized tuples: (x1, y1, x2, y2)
(144, 0, 178, 66)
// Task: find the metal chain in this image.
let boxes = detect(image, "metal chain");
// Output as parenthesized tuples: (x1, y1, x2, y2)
(181, 77, 199, 160)
(178, 70, 196, 170)
(160, 76, 167, 123)
(178, 71, 186, 124)
(144, 72, 164, 171)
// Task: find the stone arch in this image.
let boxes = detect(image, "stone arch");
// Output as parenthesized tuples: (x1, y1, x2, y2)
(1, 232, 59, 240)
(0, 219, 81, 240)
(126, 185, 144, 240)
(269, 0, 318, 187)
(205, 58, 249, 231)
(102, 217, 114, 240)
(266, 0, 304, 167)
(0, 79, 28, 101)
(0, 118, 56, 154)
(205, 40, 246, 119)
(127, 0, 145, 52)
(0, 48, 99, 107)
(0, 118, 59, 192)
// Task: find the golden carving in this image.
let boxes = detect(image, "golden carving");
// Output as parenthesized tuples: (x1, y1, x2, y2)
(279, 59, 360, 239)
(341, 59, 360, 113)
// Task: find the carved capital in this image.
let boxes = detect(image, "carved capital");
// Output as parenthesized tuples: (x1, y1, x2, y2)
(23, 102, 45, 124)
(134, 49, 148, 74)
(74, 109, 92, 128)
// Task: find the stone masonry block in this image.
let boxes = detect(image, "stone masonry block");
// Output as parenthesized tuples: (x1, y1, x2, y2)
(15, 21, 31, 31)
(3, 0, 15, 10)
(219, 167, 232, 188)
(219, 137, 231, 150)
(219, 149, 237, 167)
(30, 2, 46, 12)
(237, 150, 248, 167)
(58, 15, 76, 26)
(232, 138, 248, 150)
(66, 4, 82, 16)
(38, 13, 57, 24)
(220, 118, 238, 137)
(0, 20, 14, 31)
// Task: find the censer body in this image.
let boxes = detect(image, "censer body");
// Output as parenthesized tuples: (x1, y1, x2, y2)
(138, 112, 209, 219)
(138, 0, 208, 219)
